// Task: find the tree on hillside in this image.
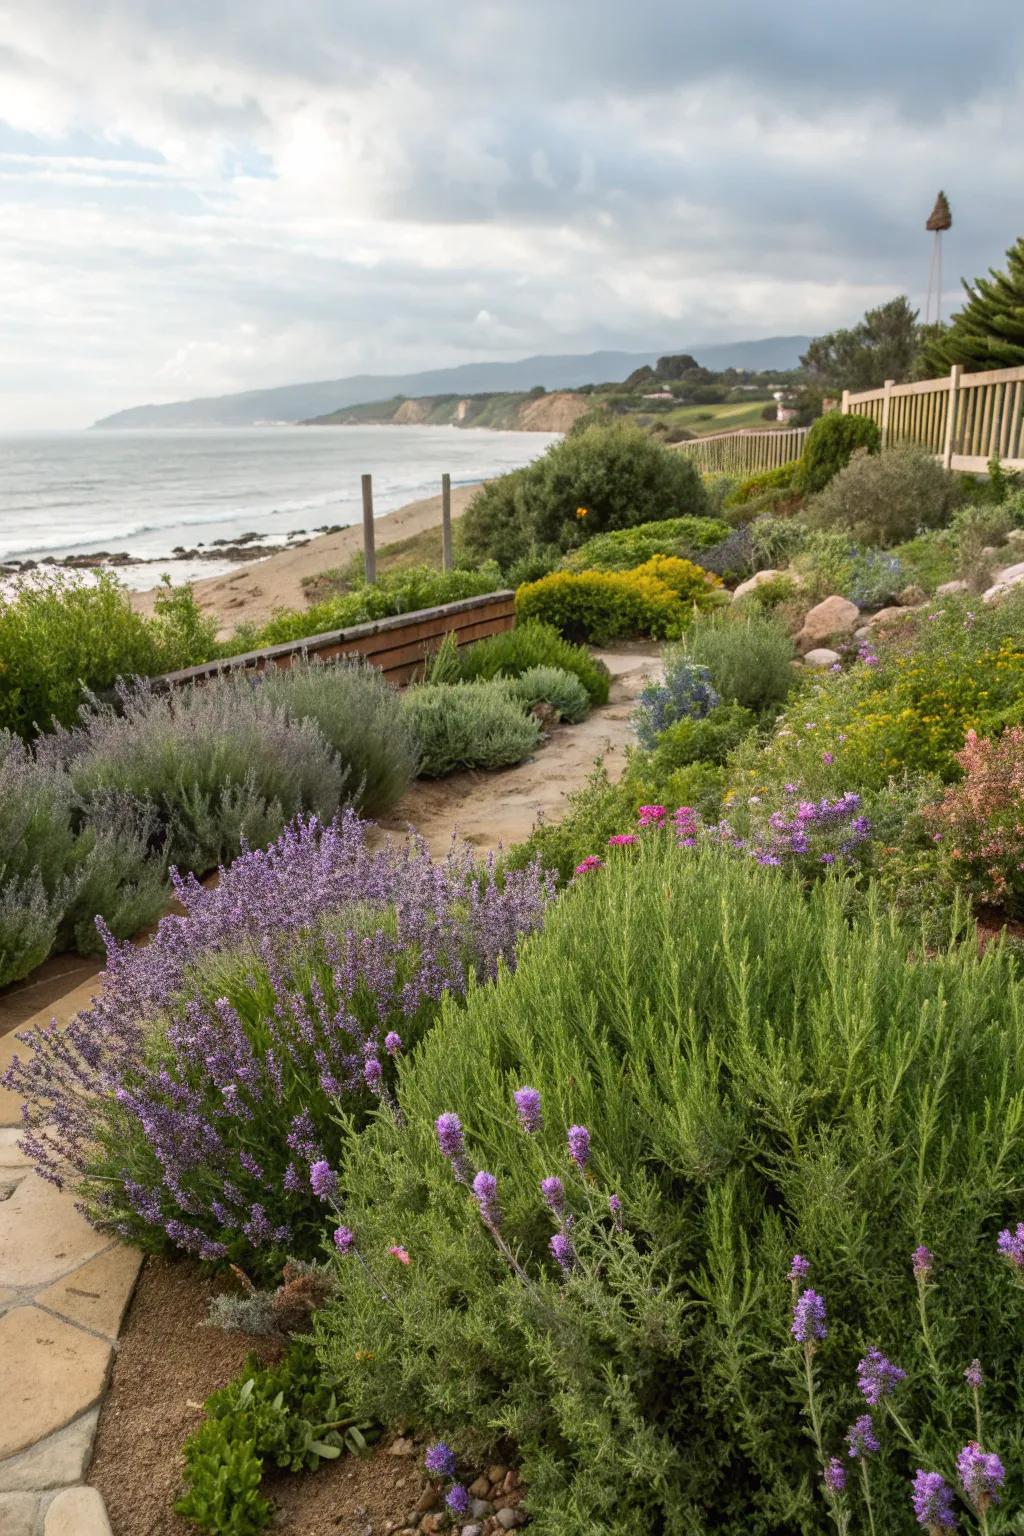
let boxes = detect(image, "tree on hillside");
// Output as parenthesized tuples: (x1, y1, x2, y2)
(921, 234, 1024, 373)
(800, 297, 923, 400)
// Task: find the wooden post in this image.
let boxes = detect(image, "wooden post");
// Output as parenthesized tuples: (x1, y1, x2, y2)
(942, 365, 962, 470)
(881, 379, 894, 448)
(441, 472, 453, 572)
(361, 473, 376, 584)
(841, 389, 850, 416)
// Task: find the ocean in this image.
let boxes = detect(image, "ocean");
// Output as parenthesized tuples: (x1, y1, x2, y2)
(0, 425, 560, 589)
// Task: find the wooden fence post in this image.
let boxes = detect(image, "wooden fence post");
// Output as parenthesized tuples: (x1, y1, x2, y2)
(361, 473, 376, 584)
(841, 389, 850, 416)
(942, 365, 962, 470)
(881, 379, 894, 448)
(441, 472, 453, 572)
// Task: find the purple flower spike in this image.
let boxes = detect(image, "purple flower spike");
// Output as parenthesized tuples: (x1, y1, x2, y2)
(472, 1170, 501, 1229)
(912, 1470, 957, 1529)
(540, 1176, 565, 1214)
(363, 1058, 383, 1090)
(424, 1442, 457, 1478)
(384, 1031, 402, 1056)
(435, 1112, 464, 1161)
(791, 1288, 827, 1344)
(514, 1086, 543, 1134)
(857, 1348, 906, 1406)
(964, 1360, 983, 1390)
(957, 1442, 1005, 1510)
(309, 1160, 338, 1201)
(997, 1222, 1024, 1268)
(788, 1254, 810, 1282)
(549, 1231, 575, 1272)
(446, 1484, 470, 1515)
(846, 1415, 880, 1459)
(333, 1225, 355, 1253)
(823, 1458, 846, 1495)
(912, 1245, 934, 1280)
(567, 1124, 591, 1172)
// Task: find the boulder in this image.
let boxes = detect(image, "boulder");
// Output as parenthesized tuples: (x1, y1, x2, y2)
(896, 584, 927, 607)
(935, 579, 968, 596)
(803, 648, 840, 668)
(732, 569, 781, 603)
(982, 560, 1024, 604)
(795, 595, 860, 654)
(863, 605, 915, 631)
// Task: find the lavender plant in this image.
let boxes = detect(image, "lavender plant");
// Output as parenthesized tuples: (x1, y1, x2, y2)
(631, 659, 719, 750)
(3, 811, 553, 1271)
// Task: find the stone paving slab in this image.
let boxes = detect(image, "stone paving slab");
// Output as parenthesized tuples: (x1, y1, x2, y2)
(45, 1483, 114, 1534)
(0, 1409, 99, 1493)
(0, 1174, 110, 1290)
(0, 1306, 111, 1460)
(37, 1244, 142, 1341)
(0, 1489, 38, 1535)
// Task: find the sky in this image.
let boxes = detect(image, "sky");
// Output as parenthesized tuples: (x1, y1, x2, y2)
(0, 0, 1021, 429)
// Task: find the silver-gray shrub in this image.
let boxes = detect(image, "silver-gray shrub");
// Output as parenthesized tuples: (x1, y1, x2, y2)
(509, 666, 590, 724)
(402, 680, 541, 778)
(260, 657, 418, 815)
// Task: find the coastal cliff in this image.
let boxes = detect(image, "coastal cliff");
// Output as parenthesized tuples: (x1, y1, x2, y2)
(302, 389, 591, 433)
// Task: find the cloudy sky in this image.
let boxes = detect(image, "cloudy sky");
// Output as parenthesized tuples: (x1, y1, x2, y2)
(1, 0, 1021, 428)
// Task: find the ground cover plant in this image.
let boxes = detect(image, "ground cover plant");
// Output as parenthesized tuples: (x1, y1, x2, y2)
(315, 835, 1024, 1535)
(438, 620, 611, 707)
(559, 515, 731, 572)
(3, 811, 553, 1273)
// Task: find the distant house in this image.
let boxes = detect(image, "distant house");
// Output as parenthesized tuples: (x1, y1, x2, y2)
(642, 390, 675, 401)
(773, 389, 799, 424)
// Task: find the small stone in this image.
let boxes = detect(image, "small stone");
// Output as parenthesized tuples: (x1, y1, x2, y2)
(471, 1498, 493, 1519)
(44, 1485, 113, 1535)
(802, 647, 840, 668)
(487, 1465, 509, 1486)
(462, 1527, 482, 1536)
(935, 579, 968, 596)
(388, 1436, 416, 1457)
(732, 568, 781, 603)
(501, 1471, 518, 1494)
(419, 1516, 444, 1535)
(469, 1475, 491, 1498)
(495, 1512, 521, 1532)
(415, 1486, 440, 1514)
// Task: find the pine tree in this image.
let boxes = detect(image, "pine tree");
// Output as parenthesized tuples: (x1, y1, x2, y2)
(923, 234, 1024, 373)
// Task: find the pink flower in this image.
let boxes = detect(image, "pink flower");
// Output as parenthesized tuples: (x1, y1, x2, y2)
(574, 855, 604, 875)
(607, 834, 636, 846)
(637, 804, 666, 827)
(822, 752, 834, 765)
(388, 1245, 411, 1265)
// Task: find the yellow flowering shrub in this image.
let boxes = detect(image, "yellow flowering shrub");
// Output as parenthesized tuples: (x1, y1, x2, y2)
(514, 568, 686, 644)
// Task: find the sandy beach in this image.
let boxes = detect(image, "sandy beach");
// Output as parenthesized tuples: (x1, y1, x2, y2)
(130, 482, 479, 637)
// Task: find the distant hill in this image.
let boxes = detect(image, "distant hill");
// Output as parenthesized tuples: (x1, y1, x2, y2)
(303, 390, 591, 433)
(92, 339, 811, 429)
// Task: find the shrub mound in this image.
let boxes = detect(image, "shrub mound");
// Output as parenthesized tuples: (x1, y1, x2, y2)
(806, 445, 964, 547)
(516, 559, 721, 645)
(461, 423, 709, 571)
(795, 412, 881, 495)
(444, 621, 610, 707)
(317, 839, 1024, 1535)
(674, 611, 795, 715)
(559, 515, 731, 573)
(509, 666, 590, 724)
(402, 680, 541, 777)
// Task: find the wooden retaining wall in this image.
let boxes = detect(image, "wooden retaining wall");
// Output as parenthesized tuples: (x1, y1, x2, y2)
(156, 590, 516, 691)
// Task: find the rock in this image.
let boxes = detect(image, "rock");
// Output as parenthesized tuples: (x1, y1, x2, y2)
(802, 648, 840, 668)
(415, 1486, 441, 1514)
(44, 1486, 113, 1535)
(862, 605, 914, 630)
(896, 583, 927, 607)
(795, 595, 860, 653)
(502, 1471, 519, 1494)
(419, 1515, 445, 1535)
(495, 1511, 522, 1531)
(388, 1437, 416, 1457)
(982, 561, 1024, 603)
(469, 1476, 491, 1498)
(471, 1497, 493, 1519)
(462, 1527, 482, 1536)
(487, 1466, 509, 1486)
(732, 568, 781, 602)
(935, 579, 968, 596)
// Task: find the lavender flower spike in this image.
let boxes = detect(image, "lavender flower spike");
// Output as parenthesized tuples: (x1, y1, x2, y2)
(957, 1443, 1004, 1511)
(857, 1348, 906, 1406)
(550, 1232, 575, 1272)
(472, 1170, 501, 1229)
(788, 1254, 810, 1282)
(514, 1086, 543, 1134)
(791, 1288, 827, 1344)
(846, 1415, 880, 1459)
(309, 1160, 338, 1201)
(333, 1225, 355, 1253)
(384, 1031, 402, 1056)
(435, 1112, 464, 1161)
(911, 1470, 957, 1530)
(964, 1359, 983, 1390)
(823, 1458, 847, 1495)
(540, 1176, 565, 1214)
(567, 1124, 591, 1172)
(424, 1442, 457, 1479)
(997, 1222, 1024, 1268)
(912, 1245, 934, 1280)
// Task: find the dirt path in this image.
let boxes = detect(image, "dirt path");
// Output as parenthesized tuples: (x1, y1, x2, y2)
(376, 646, 662, 858)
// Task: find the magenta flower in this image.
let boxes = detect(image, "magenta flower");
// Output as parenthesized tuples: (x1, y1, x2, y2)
(514, 1086, 543, 1134)
(822, 751, 834, 765)
(574, 855, 604, 875)
(388, 1244, 411, 1265)
(607, 833, 637, 846)
(638, 804, 667, 826)
(567, 1124, 591, 1172)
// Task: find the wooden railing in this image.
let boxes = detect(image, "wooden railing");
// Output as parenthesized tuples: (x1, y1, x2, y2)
(843, 364, 1024, 472)
(673, 426, 809, 475)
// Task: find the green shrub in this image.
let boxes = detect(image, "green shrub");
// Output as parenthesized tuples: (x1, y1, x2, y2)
(559, 516, 731, 573)
(402, 681, 541, 777)
(317, 840, 1024, 1534)
(645, 702, 756, 773)
(177, 1339, 375, 1535)
(461, 423, 709, 571)
(260, 659, 417, 817)
(674, 612, 795, 715)
(805, 445, 964, 547)
(248, 565, 503, 649)
(0, 574, 217, 739)
(724, 459, 800, 508)
(510, 666, 590, 724)
(701, 473, 740, 515)
(890, 531, 958, 594)
(450, 621, 610, 706)
(502, 767, 641, 885)
(795, 411, 880, 494)
(736, 573, 801, 612)
(516, 560, 719, 646)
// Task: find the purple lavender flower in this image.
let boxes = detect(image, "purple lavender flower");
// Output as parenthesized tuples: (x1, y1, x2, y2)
(997, 1222, 1024, 1268)
(446, 1484, 470, 1515)
(424, 1442, 457, 1478)
(472, 1170, 501, 1229)
(514, 1086, 543, 1134)
(823, 1458, 847, 1495)
(363, 1058, 383, 1091)
(857, 1348, 906, 1406)
(540, 1176, 565, 1214)
(435, 1112, 465, 1162)
(609, 1193, 622, 1219)
(309, 1160, 338, 1201)
(384, 1031, 402, 1056)
(912, 1470, 957, 1529)
(957, 1442, 1005, 1510)
(964, 1360, 984, 1390)
(788, 1254, 810, 1282)
(791, 1288, 828, 1344)
(912, 1245, 934, 1280)
(550, 1231, 575, 1272)
(846, 1415, 880, 1459)
(333, 1225, 355, 1253)
(567, 1124, 591, 1172)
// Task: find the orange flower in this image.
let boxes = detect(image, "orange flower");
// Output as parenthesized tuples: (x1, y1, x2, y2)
(575, 506, 589, 519)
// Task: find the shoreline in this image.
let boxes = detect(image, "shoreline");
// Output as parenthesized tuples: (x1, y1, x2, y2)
(129, 482, 480, 637)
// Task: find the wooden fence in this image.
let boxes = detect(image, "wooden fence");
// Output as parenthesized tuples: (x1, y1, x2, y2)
(156, 590, 515, 692)
(673, 426, 809, 475)
(843, 364, 1024, 472)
